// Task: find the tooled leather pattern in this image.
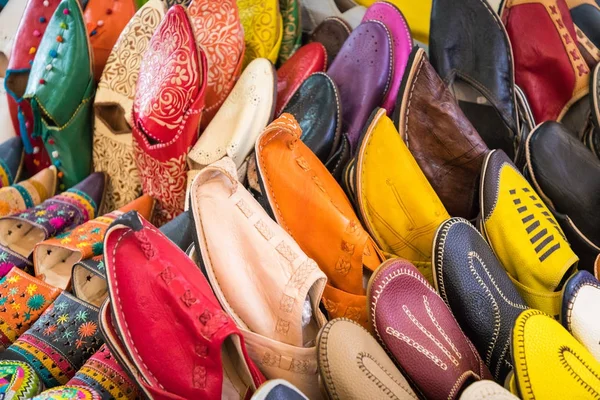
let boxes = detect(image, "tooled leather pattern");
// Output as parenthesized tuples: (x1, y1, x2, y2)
(238, 0, 281, 67)
(277, 0, 302, 64)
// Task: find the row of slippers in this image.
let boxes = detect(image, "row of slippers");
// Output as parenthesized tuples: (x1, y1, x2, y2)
(0, 111, 596, 398)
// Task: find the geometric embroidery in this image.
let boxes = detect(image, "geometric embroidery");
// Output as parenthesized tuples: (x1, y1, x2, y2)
(279, 295, 294, 313)
(254, 219, 273, 240)
(275, 318, 290, 335)
(276, 242, 297, 263)
(510, 187, 561, 262)
(236, 199, 253, 218)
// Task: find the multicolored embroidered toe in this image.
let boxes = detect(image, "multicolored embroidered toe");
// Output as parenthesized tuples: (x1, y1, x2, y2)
(67, 345, 140, 400)
(32, 386, 101, 400)
(0, 172, 105, 276)
(0, 138, 24, 189)
(1, 291, 104, 388)
(0, 360, 42, 399)
(0, 268, 61, 350)
(0, 167, 56, 219)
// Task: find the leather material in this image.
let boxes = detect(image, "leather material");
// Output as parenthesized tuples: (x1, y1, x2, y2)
(282, 72, 341, 162)
(251, 379, 308, 400)
(317, 318, 417, 400)
(394, 47, 489, 219)
(188, 0, 245, 128)
(278, 0, 302, 65)
(190, 157, 327, 399)
(362, 1, 412, 114)
(510, 309, 600, 399)
(237, 0, 283, 67)
(567, 0, 600, 66)
(502, 0, 590, 123)
(32, 195, 154, 290)
(308, 17, 351, 68)
(71, 256, 107, 307)
(132, 5, 207, 226)
(84, 0, 136, 81)
(354, 0, 431, 44)
(480, 149, 578, 318)
(368, 259, 491, 399)
(5, 0, 58, 176)
(327, 20, 393, 152)
(255, 114, 385, 328)
(103, 211, 265, 399)
(67, 344, 140, 400)
(158, 209, 195, 251)
(24, 0, 96, 189)
(561, 270, 600, 362)
(0, 268, 61, 350)
(433, 218, 528, 383)
(92, 0, 165, 215)
(589, 62, 600, 156)
(0, 360, 43, 399)
(0, 166, 56, 217)
(0, 0, 27, 64)
(300, 0, 366, 32)
(325, 133, 351, 182)
(346, 108, 449, 284)
(187, 58, 276, 172)
(276, 43, 327, 116)
(0, 137, 24, 188)
(430, 0, 519, 159)
(32, 386, 101, 399)
(1, 291, 104, 388)
(0, 172, 105, 276)
(525, 121, 600, 271)
(459, 380, 518, 400)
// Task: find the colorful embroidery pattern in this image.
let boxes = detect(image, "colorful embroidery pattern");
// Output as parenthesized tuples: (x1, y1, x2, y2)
(32, 386, 100, 400)
(7, 292, 102, 388)
(12, 189, 97, 239)
(0, 269, 61, 348)
(0, 159, 14, 188)
(0, 360, 42, 399)
(69, 345, 139, 400)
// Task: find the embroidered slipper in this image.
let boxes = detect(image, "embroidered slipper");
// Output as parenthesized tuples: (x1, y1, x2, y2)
(344, 108, 449, 284)
(190, 157, 327, 399)
(0, 360, 43, 399)
(433, 217, 528, 383)
(561, 271, 600, 362)
(92, 0, 165, 215)
(0, 290, 105, 388)
(0, 268, 61, 350)
(4, 0, 58, 176)
(238, 0, 283, 67)
(317, 318, 418, 400)
(282, 72, 342, 162)
(102, 211, 265, 399)
(308, 17, 351, 68)
(84, 0, 136, 82)
(0, 166, 57, 218)
(32, 386, 101, 400)
(132, 5, 207, 226)
(23, 0, 96, 189)
(32, 195, 154, 290)
(367, 259, 492, 399)
(0, 172, 105, 276)
(0, 137, 24, 188)
(187, 58, 276, 173)
(509, 309, 600, 398)
(480, 149, 578, 318)
(277, 0, 302, 65)
(567, 0, 600, 67)
(255, 114, 385, 328)
(187, 0, 245, 128)
(275, 42, 327, 116)
(392, 47, 489, 220)
(67, 344, 140, 400)
(362, 1, 412, 115)
(327, 20, 393, 152)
